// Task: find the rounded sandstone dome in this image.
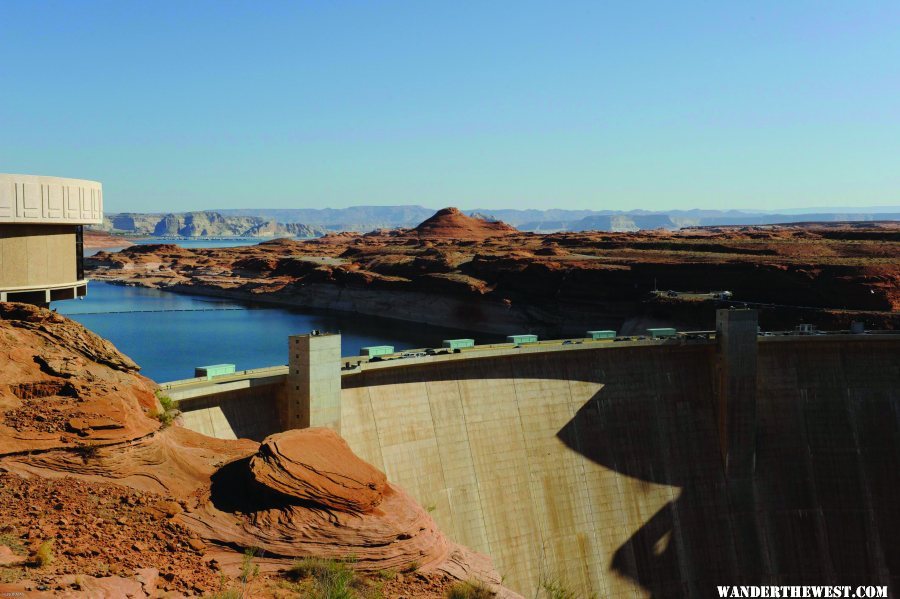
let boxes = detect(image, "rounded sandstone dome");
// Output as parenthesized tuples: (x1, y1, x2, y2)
(249, 428, 387, 513)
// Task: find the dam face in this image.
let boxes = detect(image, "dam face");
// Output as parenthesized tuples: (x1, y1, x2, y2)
(171, 329, 900, 597)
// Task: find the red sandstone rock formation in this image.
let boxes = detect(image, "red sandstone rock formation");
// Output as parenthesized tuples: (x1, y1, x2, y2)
(184, 428, 506, 587)
(0, 303, 518, 597)
(412, 207, 518, 240)
(250, 429, 387, 512)
(86, 219, 900, 332)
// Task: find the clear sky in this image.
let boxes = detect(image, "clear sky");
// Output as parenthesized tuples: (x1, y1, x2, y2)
(1, 1, 899, 213)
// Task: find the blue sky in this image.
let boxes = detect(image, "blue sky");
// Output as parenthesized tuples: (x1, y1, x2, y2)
(1, 1, 899, 213)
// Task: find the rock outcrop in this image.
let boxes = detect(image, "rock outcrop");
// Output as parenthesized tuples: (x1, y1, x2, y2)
(95, 211, 325, 238)
(0, 303, 517, 597)
(249, 429, 387, 512)
(86, 214, 900, 333)
(412, 207, 518, 240)
(183, 428, 508, 589)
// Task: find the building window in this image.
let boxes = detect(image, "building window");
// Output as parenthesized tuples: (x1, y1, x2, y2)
(75, 225, 84, 281)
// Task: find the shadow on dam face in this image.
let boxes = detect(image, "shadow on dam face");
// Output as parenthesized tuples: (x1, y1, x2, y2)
(553, 341, 899, 597)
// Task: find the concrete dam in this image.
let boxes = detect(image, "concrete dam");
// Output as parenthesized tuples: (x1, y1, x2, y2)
(164, 312, 900, 597)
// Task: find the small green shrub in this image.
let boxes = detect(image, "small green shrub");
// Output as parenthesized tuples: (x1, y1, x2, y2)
(32, 540, 53, 567)
(153, 389, 177, 427)
(73, 442, 99, 463)
(155, 389, 176, 412)
(241, 547, 260, 585)
(203, 572, 243, 599)
(401, 560, 419, 574)
(287, 557, 375, 599)
(446, 580, 495, 599)
(537, 575, 595, 599)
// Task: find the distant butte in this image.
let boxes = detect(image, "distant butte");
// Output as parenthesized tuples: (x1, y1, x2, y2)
(412, 207, 519, 240)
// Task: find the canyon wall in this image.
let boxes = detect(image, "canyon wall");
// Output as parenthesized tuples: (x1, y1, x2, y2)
(87, 221, 900, 334)
(96, 211, 325, 238)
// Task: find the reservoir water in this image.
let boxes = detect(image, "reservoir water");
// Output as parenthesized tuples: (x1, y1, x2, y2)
(60, 239, 489, 382)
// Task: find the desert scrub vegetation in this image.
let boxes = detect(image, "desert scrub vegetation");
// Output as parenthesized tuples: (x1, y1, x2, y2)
(240, 547, 261, 588)
(73, 442, 100, 463)
(31, 539, 54, 567)
(205, 548, 260, 599)
(0, 567, 23, 584)
(537, 574, 597, 599)
(152, 389, 178, 427)
(0, 532, 24, 554)
(445, 579, 495, 599)
(286, 557, 383, 599)
(400, 560, 419, 574)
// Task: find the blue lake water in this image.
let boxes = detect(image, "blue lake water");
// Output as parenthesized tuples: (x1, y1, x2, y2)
(56, 282, 489, 382)
(67, 239, 491, 382)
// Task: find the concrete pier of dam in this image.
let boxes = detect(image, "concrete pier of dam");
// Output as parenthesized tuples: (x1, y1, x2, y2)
(162, 312, 900, 597)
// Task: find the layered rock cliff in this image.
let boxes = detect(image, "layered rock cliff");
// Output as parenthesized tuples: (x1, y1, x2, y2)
(86, 211, 900, 333)
(96, 211, 325, 238)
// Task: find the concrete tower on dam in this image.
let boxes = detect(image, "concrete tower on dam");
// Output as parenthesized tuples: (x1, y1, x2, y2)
(0, 173, 103, 306)
(169, 312, 900, 597)
(283, 332, 342, 432)
(716, 308, 759, 478)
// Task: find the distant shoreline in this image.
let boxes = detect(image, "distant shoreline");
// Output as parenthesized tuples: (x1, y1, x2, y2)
(88, 234, 318, 241)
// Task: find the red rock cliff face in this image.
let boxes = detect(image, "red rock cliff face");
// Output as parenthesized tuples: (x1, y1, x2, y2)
(87, 219, 900, 332)
(0, 303, 518, 598)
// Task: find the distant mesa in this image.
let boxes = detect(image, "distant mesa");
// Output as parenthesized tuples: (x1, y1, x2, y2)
(413, 207, 518, 240)
(97, 211, 326, 238)
(98, 206, 900, 236)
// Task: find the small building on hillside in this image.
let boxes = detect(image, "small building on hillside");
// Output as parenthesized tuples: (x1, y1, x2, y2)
(0, 173, 103, 306)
